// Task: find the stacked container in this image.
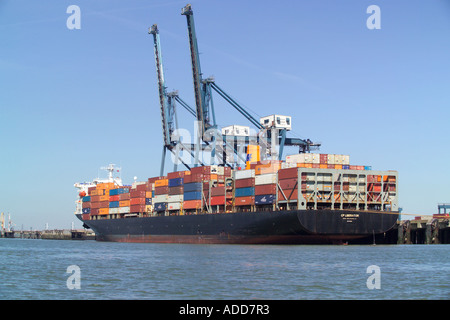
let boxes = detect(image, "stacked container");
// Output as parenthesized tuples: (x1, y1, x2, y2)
(233, 169, 255, 207)
(153, 178, 168, 213)
(167, 170, 189, 211)
(130, 183, 147, 214)
(277, 167, 299, 203)
(254, 172, 277, 206)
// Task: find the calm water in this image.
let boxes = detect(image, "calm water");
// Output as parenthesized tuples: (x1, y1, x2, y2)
(0, 238, 448, 300)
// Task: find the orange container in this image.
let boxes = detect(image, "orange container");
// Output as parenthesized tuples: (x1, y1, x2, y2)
(319, 164, 327, 169)
(183, 200, 202, 209)
(98, 208, 109, 215)
(304, 163, 313, 168)
(210, 174, 218, 181)
(119, 200, 130, 207)
(155, 179, 168, 187)
(145, 191, 153, 198)
(90, 189, 98, 196)
(335, 164, 343, 170)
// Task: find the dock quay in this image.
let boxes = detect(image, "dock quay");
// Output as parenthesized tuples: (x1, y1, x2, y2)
(1, 218, 448, 244)
(0, 229, 96, 240)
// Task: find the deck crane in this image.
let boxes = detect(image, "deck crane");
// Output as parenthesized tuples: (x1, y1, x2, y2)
(149, 24, 208, 175)
(181, 4, 320, 161)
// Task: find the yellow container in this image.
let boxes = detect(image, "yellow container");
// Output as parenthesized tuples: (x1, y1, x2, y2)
(155, 179, 168, 187)
(335, 164, 343, 170)
(99, 208, 109, 215)
(120, 200, 130, 207)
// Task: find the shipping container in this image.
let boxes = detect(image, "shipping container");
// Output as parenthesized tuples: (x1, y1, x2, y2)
(154, 186, 169, 195)
(210, 196, 225, 206)
(233, 169, 255, 180)
(109, 207, 120, 214)
(235, 187, 255, 197)
(278, 188, 298, 201)
(279, 178, 298, 190)
(184, 191, 202, 201)
(255, 194, 275, 205)
(90, 208, 99, 215)
(234, 196, 255, 206)
(119, 200, 130, 207)
(183, 200, 202, 209)
(145, 198, 152, 205)
(278, 167, 298, 180)
(99, 195, 109, 202)
(81, 214, 90, 220)
(109, 201, 120, 208)
(168, 177, 184, 187)
(167, 170, 188, 179)
(148, 176, 166, 184)
(130, 190, 146, 198)
(184, 182, 202, 192)
(118, 206, 130, 214)
(153, 194, 168, 203)
(168, 195, 183, 203)
(99, 208, 109, 215)
(82, 201, 91, 209)
(155, 179, 168, 187)
(109, 195, 120, 202)
(119, 192, 130, 201)
(82, 196, 91, 202)
(255, 173, 277, 185)
(130, 198, 146, 206)
(168, 186, 184, 195)
(82, 208, 91, 214)
(211, 186, 225, 196)
(145, 191, 153, 198)
(235, 178, 255, 188)
(255, 184, 277, 195)
(130, 204, 146, 213)
(168, 202, 182, 210)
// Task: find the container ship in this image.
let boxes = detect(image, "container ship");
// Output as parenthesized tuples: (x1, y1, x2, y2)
(75, 156, 399, 244)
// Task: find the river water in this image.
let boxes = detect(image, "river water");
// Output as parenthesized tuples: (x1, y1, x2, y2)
(0, 238, 448, 300)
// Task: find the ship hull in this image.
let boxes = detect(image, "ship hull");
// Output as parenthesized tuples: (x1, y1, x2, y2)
(77, 209, 398, 244)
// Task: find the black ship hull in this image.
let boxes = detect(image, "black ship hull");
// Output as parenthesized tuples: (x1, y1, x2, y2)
(77, 209, 399, 244)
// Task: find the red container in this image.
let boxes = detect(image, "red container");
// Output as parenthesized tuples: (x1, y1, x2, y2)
(255, 184, 277, 195)
(278, 167, 298, 180)
(88, 186, 96, 195)
(188, 173, 204, 183)
(82, 201, 91, 209)
(312, 163, 320, 168)
(148, 176, 166, 184)
(81, 214, 90, 220)
(109, 195, 120, 202)
(153, 186, 168, 196)
(279, 178, 298, 190)
(210, 196, 225, 205)
(169, 186, 184, 195)
(130, 204, 146, 213)
(91, 195, 100, 202)
(234, 196, 255, 206)
(191, 166, 212, 175)
(167, 171, 186, 179)
(90, 208, 99, 215)
(320, 154, 328, 164)
(130, 197, 145, 205)
(224, 167, 232, 177)
(136, 184, 147, 192)
(211, 186, 225, 196)
(91, 201, 100, 209)
(119, 192, 130, 201)
(235, 178, 255, 188)
(99, 200, 109, 208)
(278, 188, 298, 201)
(327, 164, 335, 169)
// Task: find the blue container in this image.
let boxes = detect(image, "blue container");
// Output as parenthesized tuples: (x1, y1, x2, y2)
(184, 191, 202, 201)
(145, 198, 152, 205)
(255, 194, 275, 205)
(109, 201, 120, 208)
(154, 202, 167, 212)
(184, 182, 202, 193)
(109, 189, 119, 196)
(152, 190, 155, 197)
(343, 165, 350, 170)
(82, 208, 91, 214)
(168, 177, 184, 187)
(235, 187, 255, 197)
(82, 196, 91, 202)
(364, 166, 372, 170)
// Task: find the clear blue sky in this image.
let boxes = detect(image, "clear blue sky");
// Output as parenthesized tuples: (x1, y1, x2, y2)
(1, 0, 449, 229)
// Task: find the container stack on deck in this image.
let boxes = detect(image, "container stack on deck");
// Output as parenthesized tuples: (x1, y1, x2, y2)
(82, 153, 399, 220)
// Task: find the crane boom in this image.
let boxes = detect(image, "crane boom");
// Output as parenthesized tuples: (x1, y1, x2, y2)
(181, 4, 212, 137)
(149, 24, 173, 147)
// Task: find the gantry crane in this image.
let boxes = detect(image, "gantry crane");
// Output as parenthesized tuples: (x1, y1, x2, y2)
(181, 4, 320, 161)
(149, 24, 206, 175)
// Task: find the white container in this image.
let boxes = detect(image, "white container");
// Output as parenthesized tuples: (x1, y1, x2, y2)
(311, 153, 320, 164)
(168, 202, 182, 210)
(327, 154, 335, 165)
(168, 195, 183, 203)
(281, 162, 297, 169)
(286, 153, 305, 163)
(109, 208, 120, 214)
(233, 169, 255, 180)
(154, 194, 168, 203)
(119, 206, 130, 214)
(255, 173, 277, 185)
